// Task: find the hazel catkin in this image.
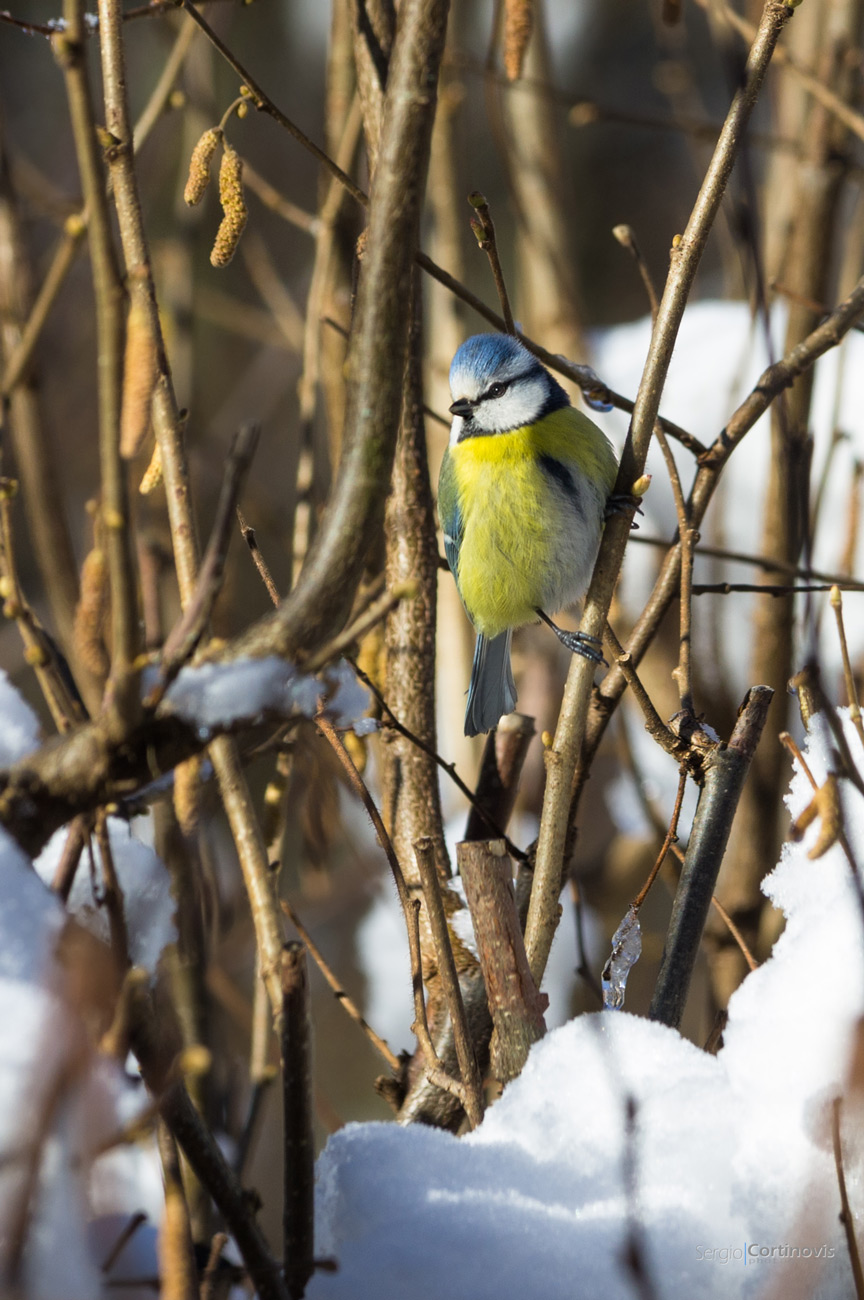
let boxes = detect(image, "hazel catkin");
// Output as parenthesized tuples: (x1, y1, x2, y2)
(210, 145, 248, 267)
(183, 127, 221, 207)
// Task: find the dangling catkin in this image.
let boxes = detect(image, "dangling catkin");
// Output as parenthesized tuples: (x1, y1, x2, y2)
(503, 0, 533, 81)
(210, 145, 247, 267)
(119, 296, 156, 459)
(74, 545, 111, 683)
(183, 127, 221, 207)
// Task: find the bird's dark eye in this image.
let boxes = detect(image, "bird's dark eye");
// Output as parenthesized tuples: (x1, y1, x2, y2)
(486, 381, 508, 399)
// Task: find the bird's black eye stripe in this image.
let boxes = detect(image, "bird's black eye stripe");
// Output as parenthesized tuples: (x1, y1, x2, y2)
(484, 380, 509, 400)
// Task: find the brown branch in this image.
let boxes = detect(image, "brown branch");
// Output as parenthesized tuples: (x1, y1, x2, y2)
(128, 982, 289, 1300)
(230, 0, 451, 665)
(463, 713, 535, 843)
(0, 483, 85, 732)
(604, 622, 688, 762)
(237, 509, 281, 608)
(378, 289, 450, 879)
(648, 686, 773, 1028)
(653, 423, 695, 716)
(414, 837, 485, 1129)
(709, 894, 758, 973)
(148, 424, 260, 700)
(830, 586, 864, 752)
(57, 0, 140, 716)
(280, 943, 314, 1300)
(458, 838, 546, 1083)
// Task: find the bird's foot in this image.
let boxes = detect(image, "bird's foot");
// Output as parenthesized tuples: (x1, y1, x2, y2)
(605, 492, 644, 528)
(536, 610, 607, 665)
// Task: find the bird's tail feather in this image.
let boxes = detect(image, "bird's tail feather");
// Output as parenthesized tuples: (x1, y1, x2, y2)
(465, 630, 517, 737)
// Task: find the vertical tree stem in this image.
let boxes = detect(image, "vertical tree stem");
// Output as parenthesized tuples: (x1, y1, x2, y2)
(414, 837, 485, 1128)
(649, 686, 773, 1028)
(280, 943, 314, 1300)
(55, 1, 140, 711)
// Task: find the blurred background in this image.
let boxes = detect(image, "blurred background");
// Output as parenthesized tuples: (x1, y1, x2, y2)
(2, 0, 864, 1254)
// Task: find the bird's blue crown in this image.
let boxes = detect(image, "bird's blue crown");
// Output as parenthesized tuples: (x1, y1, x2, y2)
(449, 334, 568, 415)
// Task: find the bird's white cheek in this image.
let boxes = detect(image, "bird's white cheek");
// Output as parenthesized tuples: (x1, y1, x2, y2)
(449, 415, 464, 446)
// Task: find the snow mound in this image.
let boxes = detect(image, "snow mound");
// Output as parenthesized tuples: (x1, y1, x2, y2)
(309, 712, 864, 1299)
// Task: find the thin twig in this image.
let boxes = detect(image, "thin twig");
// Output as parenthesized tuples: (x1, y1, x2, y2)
(833, 1096, 864, 1299)
(632, 766, 688, 911)
(280, 898, 401, 1072)
(653, 424, 695, 716)
(414, 837, 485, 1129)
(349, 656, 528, 860)
(458, 838, 546, 1083)
(0, 484, 83, 732)
(692, 581, 863, 595)
(612, 224, 659, 322)
(830, 586, 864, 751)
(708, 894, 758, 973)
(147, 424, 261, 701)
(237, 509, 281, 608)
(303, 582, 418, 675)
(604, 622, 687, 762)
(629, 534, 864, 592)
(467, 191, 515, 333)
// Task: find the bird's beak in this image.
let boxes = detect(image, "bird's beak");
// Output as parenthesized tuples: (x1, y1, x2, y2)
(449, 398, 473, 418)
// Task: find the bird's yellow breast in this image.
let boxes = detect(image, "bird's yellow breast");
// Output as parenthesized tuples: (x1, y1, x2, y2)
(448, 409, 613, 638)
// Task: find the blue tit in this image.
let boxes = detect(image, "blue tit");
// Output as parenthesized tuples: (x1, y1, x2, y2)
(438, 333, 618, 737)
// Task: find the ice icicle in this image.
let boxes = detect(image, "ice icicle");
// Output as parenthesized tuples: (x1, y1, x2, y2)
(601, 905, 642, 1010)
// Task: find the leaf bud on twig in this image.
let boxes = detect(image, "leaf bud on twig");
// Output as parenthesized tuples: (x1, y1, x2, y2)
(139, 441, 163, 495)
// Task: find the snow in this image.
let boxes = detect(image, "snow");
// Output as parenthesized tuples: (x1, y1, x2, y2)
(0, 668, 40, 766)
(0, 821, 152, 1298)
(33, 817, 176, 973)
(309, 710, 864, 1300)
(155, 654, 372, 736)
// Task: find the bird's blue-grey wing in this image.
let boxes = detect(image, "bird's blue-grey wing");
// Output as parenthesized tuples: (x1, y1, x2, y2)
(437, 450, 463, 585)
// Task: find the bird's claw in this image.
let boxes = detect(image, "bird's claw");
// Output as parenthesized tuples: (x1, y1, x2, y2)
(554, 628, 606, 666)
(605, 492, 643, 529)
